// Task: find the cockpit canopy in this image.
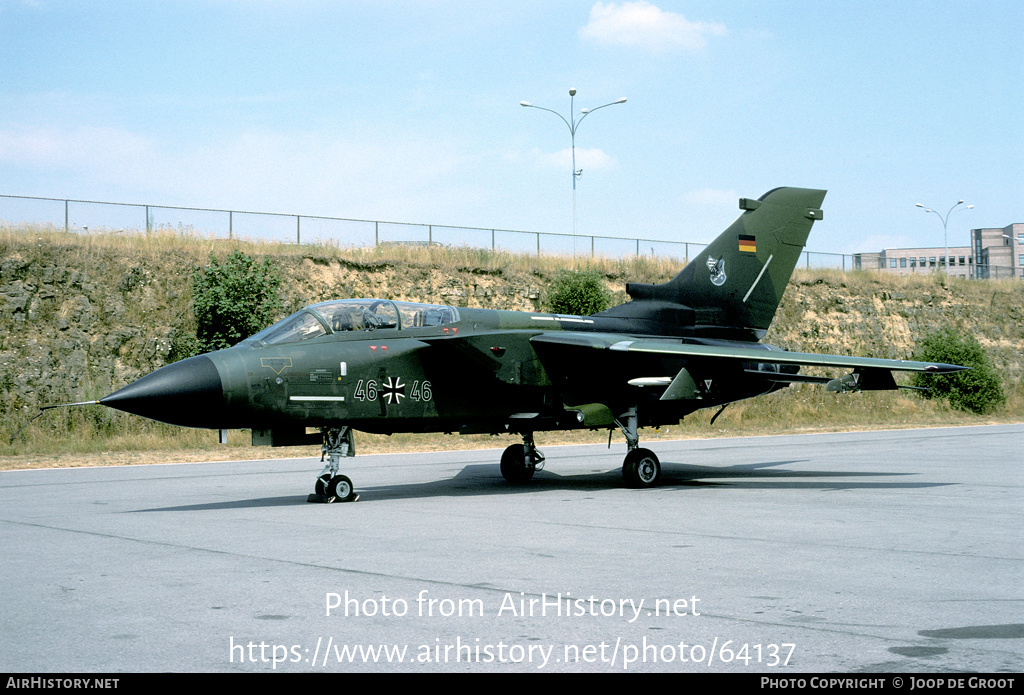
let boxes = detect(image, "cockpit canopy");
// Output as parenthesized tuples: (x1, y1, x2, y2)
(242, 299, 460, 347)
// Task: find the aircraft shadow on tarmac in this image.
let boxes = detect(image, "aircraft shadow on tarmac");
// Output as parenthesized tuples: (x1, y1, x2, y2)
(133, 457, 952, 513)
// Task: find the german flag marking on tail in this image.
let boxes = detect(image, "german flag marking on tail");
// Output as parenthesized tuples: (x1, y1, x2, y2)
(738, 234, 756, 253)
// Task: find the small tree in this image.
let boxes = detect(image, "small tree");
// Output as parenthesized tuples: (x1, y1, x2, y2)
(911, 327, 1005, 414)
(543, 267, 612, 316)
(192, 251, 282, 353)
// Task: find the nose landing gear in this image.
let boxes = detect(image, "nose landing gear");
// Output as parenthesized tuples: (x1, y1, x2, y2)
(308, 426, 359, 503)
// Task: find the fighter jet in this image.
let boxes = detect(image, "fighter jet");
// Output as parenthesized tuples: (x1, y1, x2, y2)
(93, 187, 965, 501)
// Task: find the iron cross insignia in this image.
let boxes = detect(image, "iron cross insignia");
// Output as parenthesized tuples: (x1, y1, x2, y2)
(381, 377, 406, 405)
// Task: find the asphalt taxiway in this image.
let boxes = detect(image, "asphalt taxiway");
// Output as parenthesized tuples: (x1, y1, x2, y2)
(1, 424, 1021, 673)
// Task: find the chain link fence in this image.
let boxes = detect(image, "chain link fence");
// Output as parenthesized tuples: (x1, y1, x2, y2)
(2, 192, 879, 272)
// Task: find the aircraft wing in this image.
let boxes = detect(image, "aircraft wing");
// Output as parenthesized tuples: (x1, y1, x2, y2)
(613, 338, 964, 373)
(530, 333, 965, 373)
(529, 332, 966, 397)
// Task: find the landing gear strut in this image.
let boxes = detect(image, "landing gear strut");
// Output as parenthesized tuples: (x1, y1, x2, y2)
(500, 432, 545, 484)
(615, 406, 661, 488)
(308, 426, 358, 503)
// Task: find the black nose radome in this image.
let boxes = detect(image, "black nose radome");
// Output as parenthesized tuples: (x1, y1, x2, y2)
(100, 355, 224, 428)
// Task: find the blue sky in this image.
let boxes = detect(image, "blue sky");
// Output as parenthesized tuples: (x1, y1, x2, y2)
(1, 1, 1021, 256)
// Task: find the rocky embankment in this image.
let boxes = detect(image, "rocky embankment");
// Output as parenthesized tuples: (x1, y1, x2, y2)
(2, 230, 1021, 431)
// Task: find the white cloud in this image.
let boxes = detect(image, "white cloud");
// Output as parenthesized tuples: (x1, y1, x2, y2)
(579, 1, 726, 52)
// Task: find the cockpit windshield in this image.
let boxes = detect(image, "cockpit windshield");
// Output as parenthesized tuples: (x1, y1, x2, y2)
(248, 310, 327, 346)
(241, 299, 460, 346)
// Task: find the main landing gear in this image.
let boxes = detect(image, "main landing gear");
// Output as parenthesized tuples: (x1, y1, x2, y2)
(615, 406, 661, 488)
(500, 432, 545, 484)
(498, 407, 661, 488)
(308, 426, 358, 503)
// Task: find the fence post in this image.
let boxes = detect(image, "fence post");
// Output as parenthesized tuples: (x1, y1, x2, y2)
(536, 232, 540, 256)
(429, 225, 433, 245)
(145, 205, 151, 235)
(491, 229, 495, 251)
(375, 221, 379, 246)
(296, 215, 301, 244)
(229, 211, 233, 240)
(636, 238, 640, 258)
(64, 200, 69, 233)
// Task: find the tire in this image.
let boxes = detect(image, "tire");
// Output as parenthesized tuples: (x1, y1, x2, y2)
(327, 474, 356, 502)
(622, 448, 660, 488)
(315, 473, 332, 496)
(500, 444, 535, 484)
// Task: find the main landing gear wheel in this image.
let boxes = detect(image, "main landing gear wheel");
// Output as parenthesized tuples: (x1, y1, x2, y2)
(622, 447, 661, 488)
(500, 444, 535, 484)
(613, 406, 661, 489)
(500, 433, 545, 485)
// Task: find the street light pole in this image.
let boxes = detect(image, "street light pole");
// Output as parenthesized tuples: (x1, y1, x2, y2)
(915, 200, 973, 275)
(521, 89, 626, 257)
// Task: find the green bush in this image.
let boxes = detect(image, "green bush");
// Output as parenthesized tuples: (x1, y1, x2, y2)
(191, 251, 282, 354)
(911, 327, 1005, 414)
(543, 267, 612, 316)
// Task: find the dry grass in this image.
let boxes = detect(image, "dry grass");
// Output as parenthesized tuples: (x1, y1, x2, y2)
(0, 223, 684, 281)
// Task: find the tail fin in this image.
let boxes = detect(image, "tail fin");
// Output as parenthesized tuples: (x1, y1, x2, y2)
(602, 187, 826, 338)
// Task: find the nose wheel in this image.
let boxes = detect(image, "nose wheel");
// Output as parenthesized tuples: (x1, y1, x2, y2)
(325, 474, 356, 502)
(308, 427, 359, 503)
